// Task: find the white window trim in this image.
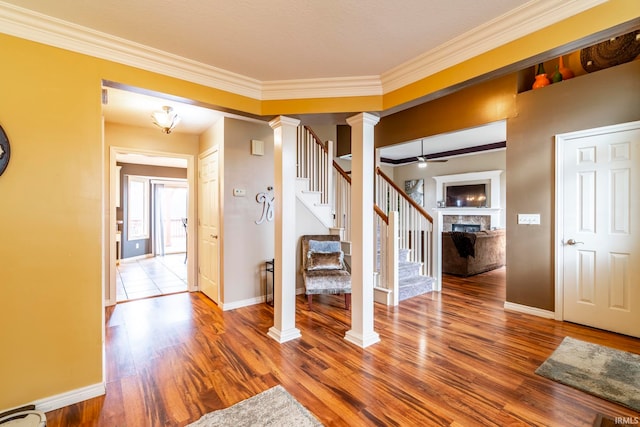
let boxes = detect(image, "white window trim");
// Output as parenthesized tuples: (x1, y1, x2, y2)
(127, 175, 150, 241)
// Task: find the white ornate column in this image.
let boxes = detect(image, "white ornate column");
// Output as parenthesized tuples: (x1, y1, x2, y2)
(345, 112, 381, 348)
(268, 116, 301, 343)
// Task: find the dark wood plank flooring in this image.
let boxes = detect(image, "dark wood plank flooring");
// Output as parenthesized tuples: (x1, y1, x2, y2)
(46, 268, 640, 426)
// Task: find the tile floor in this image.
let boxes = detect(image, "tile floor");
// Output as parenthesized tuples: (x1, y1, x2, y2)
(116, 253, 188, 302)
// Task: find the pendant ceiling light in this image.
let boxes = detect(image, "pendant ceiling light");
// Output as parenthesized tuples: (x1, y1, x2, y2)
(151, 106, 180, 134)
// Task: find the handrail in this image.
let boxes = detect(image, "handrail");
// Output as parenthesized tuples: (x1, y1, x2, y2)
(332, 160, 351, 241)
(333, 160, 352, 184)
(374, 205, 388, 224)
(304, 125, 328, 153)
(376, 167, 433, 222)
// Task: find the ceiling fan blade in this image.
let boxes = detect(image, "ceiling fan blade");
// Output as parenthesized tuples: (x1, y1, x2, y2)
(426, 159, 448, 163)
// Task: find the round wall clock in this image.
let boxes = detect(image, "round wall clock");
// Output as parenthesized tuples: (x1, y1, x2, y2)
(0, 124, 10, 176)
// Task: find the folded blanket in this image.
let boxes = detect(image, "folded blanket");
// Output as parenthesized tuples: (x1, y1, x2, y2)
(450, 232, 476, 258)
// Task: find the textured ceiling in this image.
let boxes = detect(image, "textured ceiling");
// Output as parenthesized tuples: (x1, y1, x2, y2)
(3, 0, 531, 81)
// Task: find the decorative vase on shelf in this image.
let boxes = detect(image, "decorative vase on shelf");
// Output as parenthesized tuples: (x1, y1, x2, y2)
(558, 56, 574, 80)
(532, 63, 550, 90)
(551, 65, 563, 83)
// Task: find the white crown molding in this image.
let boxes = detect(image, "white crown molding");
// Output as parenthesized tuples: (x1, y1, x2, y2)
(381, 0, 608, 93)
(0, 0, 606, 102)
(0, 1, 262, 99)
(261, 75, 383, 100)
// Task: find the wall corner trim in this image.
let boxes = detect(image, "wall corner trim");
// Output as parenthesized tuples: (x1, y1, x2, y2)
(503, 301, 555, 319)
(33, 382, 106, 413)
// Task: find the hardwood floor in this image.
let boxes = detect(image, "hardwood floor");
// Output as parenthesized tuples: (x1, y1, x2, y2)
(46, 268, 640, 426)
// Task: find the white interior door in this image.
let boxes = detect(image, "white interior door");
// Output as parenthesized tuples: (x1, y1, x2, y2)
(557, 121, 640, 337)
(198, 150, 220, 304)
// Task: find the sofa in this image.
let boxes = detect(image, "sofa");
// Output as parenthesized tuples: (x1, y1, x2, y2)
(442, 229, 505, 276)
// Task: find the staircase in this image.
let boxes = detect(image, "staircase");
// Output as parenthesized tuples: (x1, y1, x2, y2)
(296, 125, 435, 305)
(397, 248, 435, 301)
(295, 177, 334, 228)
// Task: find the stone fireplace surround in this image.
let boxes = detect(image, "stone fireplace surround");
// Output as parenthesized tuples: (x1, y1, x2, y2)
(446, 216, 491, 231)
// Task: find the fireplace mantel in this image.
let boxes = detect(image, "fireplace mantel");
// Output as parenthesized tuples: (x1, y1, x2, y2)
(435, 207, 501, 215)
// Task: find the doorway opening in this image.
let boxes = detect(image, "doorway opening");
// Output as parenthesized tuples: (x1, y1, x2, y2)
(116, 172, 189, 302)
(108, 147, 197, 305)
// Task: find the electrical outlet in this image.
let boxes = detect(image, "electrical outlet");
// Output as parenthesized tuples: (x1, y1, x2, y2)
(233, 188, 246, 197)
(135, 243, 140, 249)
(518, 214, 541, 225)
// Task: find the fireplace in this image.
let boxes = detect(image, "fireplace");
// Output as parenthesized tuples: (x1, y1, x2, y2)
(434, 170, 504, 231)
(442, 215, 491, 231)
(452, 223, 481, 232)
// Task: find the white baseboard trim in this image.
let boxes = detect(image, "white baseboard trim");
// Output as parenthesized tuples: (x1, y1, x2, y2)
(33, 382, 106, 413)
(503, 301, 555, 319)
(221, 296, 263, 311)
(221, 287, 305, 311)
(374, 287, 392, 305)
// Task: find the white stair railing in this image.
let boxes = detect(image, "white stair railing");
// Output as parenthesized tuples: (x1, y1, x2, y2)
(374, 209, 400, 305)
(333, 161, 351, 242)
(297, 126, 332, 205)
(375, 167, 434, 277)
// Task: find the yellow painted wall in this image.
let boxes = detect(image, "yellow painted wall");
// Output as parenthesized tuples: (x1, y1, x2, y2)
(0, 35, 104, 408)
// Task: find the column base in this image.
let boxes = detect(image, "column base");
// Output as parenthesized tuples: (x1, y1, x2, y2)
(344, 329, 380, 348)
(267, 326, 301, 343)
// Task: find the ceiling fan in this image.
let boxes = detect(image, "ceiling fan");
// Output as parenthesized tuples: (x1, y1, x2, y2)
(417, 139, 448, 167)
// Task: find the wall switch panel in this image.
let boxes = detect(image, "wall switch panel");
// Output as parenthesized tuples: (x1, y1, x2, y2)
(251, 139, 264, 156)
(518, 214, 540, 225)
(233, 188, 246, 197)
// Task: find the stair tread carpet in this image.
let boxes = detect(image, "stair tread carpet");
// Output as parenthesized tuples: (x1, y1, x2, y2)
(399, 275, 435, 301)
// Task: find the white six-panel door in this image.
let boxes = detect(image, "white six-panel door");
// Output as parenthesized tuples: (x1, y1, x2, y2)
(557, 121, 640, 338)
(198, 149, 220, 304)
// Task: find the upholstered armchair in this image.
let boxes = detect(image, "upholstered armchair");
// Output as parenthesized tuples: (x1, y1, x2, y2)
(300, 235, 351, 310)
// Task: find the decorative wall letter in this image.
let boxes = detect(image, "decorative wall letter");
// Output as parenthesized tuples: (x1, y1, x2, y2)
(255, 188, 274, 224)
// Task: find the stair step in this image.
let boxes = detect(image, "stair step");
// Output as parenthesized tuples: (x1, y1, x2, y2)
(398, 261, 421, 280)
(398, 275, 435, 301)
(295, 177, 310, 193)
(299, 190, 322, 204)
(398, 248, 411, 262)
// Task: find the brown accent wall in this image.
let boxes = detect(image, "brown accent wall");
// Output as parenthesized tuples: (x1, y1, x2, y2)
(506, 60, 640, 311)
(375, 73, 518, 148)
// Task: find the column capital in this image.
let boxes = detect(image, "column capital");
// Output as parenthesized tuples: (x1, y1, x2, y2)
(269, 115, 301, 130)
(346, 112, 380, 127)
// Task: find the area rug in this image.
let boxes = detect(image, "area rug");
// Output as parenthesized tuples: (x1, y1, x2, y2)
(535, 336, 640, 412)
(187, 385, 323, 427)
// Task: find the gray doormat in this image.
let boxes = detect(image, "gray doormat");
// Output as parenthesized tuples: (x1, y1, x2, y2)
(535, 336, 640, 412)
(187, 385, 323, 427)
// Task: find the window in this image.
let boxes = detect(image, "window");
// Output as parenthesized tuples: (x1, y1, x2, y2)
(127, 176, 150, 240)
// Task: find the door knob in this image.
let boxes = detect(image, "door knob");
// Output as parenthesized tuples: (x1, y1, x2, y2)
(566, 238, 583, 245)
(210, 234, 218, 239)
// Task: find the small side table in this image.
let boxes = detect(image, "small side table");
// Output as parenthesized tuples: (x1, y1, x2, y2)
(265, 259, 274, 306)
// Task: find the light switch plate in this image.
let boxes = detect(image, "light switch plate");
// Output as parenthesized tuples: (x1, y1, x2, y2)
(251, 139, 264, 156)
(518, 214, 540, 225)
